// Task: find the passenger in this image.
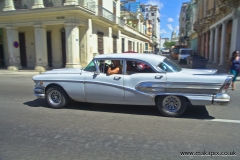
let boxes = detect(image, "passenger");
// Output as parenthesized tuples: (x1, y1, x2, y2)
(227, 50, 240, 90)
(127, 61, 135, 71)
(107, 60, 122, 75)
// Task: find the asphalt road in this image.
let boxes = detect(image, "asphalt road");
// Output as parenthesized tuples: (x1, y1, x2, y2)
(0, 72, 240, 160)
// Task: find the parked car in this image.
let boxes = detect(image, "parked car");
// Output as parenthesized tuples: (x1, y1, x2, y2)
(32, 54, 233, 117)
(160, 48, 170, 56)
(178, 48, 193, 64)
(143, 50, 154, 54)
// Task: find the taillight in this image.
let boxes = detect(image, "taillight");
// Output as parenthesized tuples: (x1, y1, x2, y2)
(224, 83, 230, 90)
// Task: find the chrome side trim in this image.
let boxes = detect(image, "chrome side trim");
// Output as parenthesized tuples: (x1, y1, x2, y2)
(135, 81, 221, 94)
(84, 81, 124, 89)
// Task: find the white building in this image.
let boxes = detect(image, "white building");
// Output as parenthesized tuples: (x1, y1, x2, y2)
(160, 38, 169, 49)
(142, 4, 160, 52)
(0, 0, 152, 71)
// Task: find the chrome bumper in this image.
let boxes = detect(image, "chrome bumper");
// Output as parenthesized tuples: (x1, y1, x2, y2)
(213, 93, 230, 106)
(34, 93, 45, 99)
(34, 87, 45, 99)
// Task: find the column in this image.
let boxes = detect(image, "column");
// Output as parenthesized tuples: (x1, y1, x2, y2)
(201, 33, 205, 57)
(86, 19, 93, 63)
(209, 28, 214, 62)
(65, 22, 81, 68)
(64, 0, 79, 6)
(117, 30, 121, 53)
(213, 25, 219, 64)
(219, 21, 227, 65)
(5, 27, 22, 71)
(230, 11, 240, 57)
(138, 19, 140, 32)
(34, 24, 48, 72)
(205, 32, 209, 58)
(197, 34, 201, 54)
(3, 0, 15, 11)
(32, 0, 44, 9)
(108, 27, 112, 54)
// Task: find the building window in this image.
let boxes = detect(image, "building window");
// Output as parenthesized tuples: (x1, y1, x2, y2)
(151, 13, 154, 16)
(128, 40, 132, 51)
(145, 43, 148, 50)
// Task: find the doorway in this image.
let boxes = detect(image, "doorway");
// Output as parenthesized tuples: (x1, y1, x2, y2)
(47, 31, 53, 67)
(61, 30, 66, 67)
(0, 29, 4, 67)
(19, 33, 27, 67)
(97, 32, 104, 54)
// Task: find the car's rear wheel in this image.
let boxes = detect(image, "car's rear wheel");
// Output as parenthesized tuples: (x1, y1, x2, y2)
(157, 95, 186, 117)
(46, 85, 69, 109)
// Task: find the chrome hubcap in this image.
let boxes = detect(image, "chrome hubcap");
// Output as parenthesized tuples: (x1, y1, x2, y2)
(48, 90, 62, 105)
(162, 96, 181, 113)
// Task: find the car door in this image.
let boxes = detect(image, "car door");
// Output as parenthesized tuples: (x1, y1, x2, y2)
(84, 59, 124, 102)
(124, 60, 166, 105)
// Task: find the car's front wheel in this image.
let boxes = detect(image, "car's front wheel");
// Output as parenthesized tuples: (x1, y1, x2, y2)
(46, 85, 69, 109)
(157, 95, 186, 117)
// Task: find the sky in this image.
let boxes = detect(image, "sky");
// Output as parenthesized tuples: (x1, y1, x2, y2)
(137, 0, 189, 39)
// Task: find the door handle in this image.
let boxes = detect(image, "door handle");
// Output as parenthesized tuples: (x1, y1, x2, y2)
(114, 76, 121, 80)
(155, 75, 163, 79)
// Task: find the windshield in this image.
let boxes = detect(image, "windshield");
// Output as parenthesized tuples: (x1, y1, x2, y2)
(84, 60, 96, 72)
(173, 48, 180, 54)
(158, 58, 182, 72)
(181, 50, 193, 55)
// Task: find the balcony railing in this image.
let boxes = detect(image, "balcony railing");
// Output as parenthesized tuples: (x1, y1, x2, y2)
(117, 17, 125, 27)
(0, 0, 96, 11)
(93, 5, 116, 23)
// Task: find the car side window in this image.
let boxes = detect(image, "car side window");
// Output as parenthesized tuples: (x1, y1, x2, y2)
(97, 59, 123, 74)
(126, 60, 155, 74)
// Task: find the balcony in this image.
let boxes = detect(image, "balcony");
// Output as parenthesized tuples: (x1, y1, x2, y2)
(93, 5, 117, 23)
(193, 20, 203, 32)
(218, 3, 227, 13)
(206, 9, 214, 21)
(219, 0, 240, 9)
(117, 17, 125, 27)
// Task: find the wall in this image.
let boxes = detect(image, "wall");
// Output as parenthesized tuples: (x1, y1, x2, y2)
(190, 37, 198, 53)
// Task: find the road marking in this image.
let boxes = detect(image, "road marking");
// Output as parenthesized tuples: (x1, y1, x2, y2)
(205, 119, 240, 124)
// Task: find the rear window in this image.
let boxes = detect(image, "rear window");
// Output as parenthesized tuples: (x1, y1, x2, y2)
(181, 50, 193, 55)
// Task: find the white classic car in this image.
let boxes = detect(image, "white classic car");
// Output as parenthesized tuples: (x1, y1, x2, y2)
(32, 53, 233, 117)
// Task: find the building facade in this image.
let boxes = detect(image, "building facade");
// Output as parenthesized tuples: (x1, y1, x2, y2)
(179, 2, 189, 46)
(194, 0, 240, 65)
(185, 0, 198, 52)
(0, 0, 152, 71)
(142, 4, 161, 52)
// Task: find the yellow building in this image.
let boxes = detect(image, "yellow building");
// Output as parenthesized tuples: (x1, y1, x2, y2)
(194, 0, 240, 65)
(0, 0, 153, 71)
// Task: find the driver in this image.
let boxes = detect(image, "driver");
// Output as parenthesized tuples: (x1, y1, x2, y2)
(107, 60, 122, 75)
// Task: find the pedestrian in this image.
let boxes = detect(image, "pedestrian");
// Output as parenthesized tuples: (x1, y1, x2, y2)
(227, 50, 240, 90)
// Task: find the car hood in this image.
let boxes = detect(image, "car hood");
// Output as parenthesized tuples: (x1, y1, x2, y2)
(181, 68, 217, 74)
(43, 68, 82, 74)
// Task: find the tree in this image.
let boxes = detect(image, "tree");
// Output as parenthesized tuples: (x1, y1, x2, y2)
(163, 41, 176, 49)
